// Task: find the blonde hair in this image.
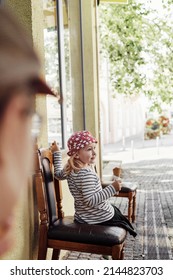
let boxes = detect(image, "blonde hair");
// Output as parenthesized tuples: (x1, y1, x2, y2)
(64, 154, 84, 175)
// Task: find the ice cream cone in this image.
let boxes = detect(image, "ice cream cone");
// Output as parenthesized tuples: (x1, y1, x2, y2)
(113, 167, 121, 177)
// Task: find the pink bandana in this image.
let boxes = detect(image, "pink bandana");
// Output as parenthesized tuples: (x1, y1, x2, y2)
(67, 130, 97, 156)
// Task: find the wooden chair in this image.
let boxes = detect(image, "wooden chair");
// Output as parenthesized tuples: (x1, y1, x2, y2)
(102, 167, 137, 223)
(34, 147, 127, 260)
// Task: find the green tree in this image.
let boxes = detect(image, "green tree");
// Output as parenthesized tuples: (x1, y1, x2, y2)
(99, 0, 173, 112)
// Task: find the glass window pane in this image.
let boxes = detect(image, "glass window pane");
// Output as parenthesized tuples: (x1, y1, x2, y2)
(42, 0, 73, 147)
(43, 0, 62, 146)
(63, 1, 73, 141)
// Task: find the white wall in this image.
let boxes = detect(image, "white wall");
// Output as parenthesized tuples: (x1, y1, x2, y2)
(99, 59, 145, 145)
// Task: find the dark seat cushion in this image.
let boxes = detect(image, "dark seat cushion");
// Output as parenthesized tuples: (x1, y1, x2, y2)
(48, 216, 126, 246)
(120, 182, 138, 193)
(102, 181, 137, 193)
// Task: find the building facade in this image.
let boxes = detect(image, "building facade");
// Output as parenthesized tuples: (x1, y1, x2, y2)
(1, 0, 144, 259)
(2, 0, 101, 259)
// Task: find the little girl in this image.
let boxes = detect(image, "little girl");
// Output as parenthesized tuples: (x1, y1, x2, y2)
(51, 130, 136, 237)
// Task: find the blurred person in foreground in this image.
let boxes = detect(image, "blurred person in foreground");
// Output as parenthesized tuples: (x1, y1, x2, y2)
(0, 7, 55, 256)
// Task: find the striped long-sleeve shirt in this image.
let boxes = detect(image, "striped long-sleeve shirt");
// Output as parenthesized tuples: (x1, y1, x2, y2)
(53, 151, 117, 224)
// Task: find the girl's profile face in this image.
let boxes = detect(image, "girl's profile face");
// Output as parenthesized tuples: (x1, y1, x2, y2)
(77, 143, 97, 166)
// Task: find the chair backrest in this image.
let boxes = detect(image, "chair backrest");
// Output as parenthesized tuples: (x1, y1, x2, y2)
(34, 147, 60, 228)
(36, 148, 64, 225)
(34, 147, 49, 230)
(41, 156, 58, 226)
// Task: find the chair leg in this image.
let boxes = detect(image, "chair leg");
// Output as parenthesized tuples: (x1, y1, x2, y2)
(128, 192, 133, 222)
(37, 227, 48, 260)
(52, 249, 61, 260)
(38, 239, 47, 260)
(112, 244, 122, 260)
(132, 191, 136, 222)
(120, 243, 125, 260)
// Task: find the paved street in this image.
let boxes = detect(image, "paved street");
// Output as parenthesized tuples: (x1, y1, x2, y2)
(62, 132, 173, 260)
(114, 157, 173, 260)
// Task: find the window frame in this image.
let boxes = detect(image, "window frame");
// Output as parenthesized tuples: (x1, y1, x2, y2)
(44, 0, 72, 149)
(55, 0, 66, 149)
(0, 0, 5, 5)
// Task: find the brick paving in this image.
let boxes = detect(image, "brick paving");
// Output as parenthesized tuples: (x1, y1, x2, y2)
(117, 158, 173, 260)
(61, 134, 173, 260)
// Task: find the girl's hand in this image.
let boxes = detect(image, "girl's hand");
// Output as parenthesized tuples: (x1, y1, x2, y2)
(50, 141, 60, 153)
(112, 180, 122, 192)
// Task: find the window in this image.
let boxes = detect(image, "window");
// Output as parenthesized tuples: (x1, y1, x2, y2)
(42, 0, 73, 148)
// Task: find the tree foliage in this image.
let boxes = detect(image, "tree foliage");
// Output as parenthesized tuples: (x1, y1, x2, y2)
(99, 0, 173, 112)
